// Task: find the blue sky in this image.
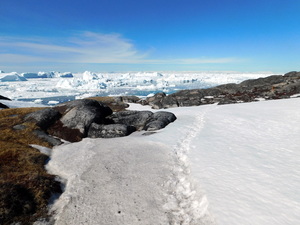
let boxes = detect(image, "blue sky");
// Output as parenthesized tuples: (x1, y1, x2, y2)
(0, 0, 299, 73)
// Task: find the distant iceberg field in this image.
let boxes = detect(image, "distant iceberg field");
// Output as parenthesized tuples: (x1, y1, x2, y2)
(0, 71, 273, 105)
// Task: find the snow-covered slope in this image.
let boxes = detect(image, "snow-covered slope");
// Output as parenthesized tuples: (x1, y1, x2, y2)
(45, 98, 300, 225)
(189, 98, 300, 225)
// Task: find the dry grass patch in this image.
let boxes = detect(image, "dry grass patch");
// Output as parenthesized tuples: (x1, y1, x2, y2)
(0, 107, 62, 225)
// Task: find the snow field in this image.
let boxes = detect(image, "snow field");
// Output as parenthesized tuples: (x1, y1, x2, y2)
(162, 107, 216, 225)
(47, 98, 300, 224)
(189, 98, 300, 225)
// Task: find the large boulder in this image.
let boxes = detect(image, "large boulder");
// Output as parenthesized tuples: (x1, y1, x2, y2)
(59, 106, 104, 134)
(144, 111, 177, 131)
(108, 110, 153, 130)
(90, 96, 130, 112)
(48, 99, 113, 142)
(24, 108, 61, 130)
(88, 123, 136, 138)
(108, 110, 177, 132)
(54, 99, 112, 117)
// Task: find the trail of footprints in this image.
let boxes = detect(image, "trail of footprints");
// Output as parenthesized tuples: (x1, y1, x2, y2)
(164, 108, 215, 225)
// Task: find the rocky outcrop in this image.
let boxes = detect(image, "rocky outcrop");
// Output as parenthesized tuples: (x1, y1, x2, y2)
(145, 71, 300, 109)
(47, 99, 113, 142)
(23, 99, 176, 142)
(33, 130, 63, 146)
(108, 111, 153, 130)
(88, 123, 136, 138)
(24, 108, 61, 130)
(108, 110, 177, 131)
(144, 111, 177, 131)
(87, 96, 143, 112)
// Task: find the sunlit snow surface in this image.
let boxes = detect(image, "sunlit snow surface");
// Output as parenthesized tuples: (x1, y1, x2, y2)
(0, 71, 272, 105)
(188, 99, 300, 225)
(45, 98, 300, 225)
(2, 70, 299, 224)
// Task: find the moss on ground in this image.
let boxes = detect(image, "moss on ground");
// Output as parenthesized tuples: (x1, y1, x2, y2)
(0, 107, 62, 225)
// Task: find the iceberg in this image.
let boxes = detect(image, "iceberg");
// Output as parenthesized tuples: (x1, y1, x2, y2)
(60, 72, 73, 78)
(0, 72, 27, 82)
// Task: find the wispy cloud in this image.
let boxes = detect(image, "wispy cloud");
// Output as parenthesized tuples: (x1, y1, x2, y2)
(0, 32, 241, 65)
(0, 32, 146, 63)
(144, 57, 240, 64)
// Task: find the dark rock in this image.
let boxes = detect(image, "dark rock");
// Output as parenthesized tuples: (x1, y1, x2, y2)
(172, 89, 204, 107)
(88, 123, 136, 138)
(217, 98, 237, 105)
(107, 97, 130, 111)
(86, 97, 131, 112)
(0, 95, 11, 101)
(24, 108, 61, 130)
(0, 102, 9, 109)
(239, 75, 285, 88)
(47, 121, 83, 142)
(215, 83, 239, 91)
(144, 120, 167, 131)
(151, 111, 177, 122)
(284, 71, 300, 77)
(142, 131, 157, 136)
(45, 99, 114, 142)
(120, 95, 141, 103)
(145, 72, 300, 109)
(33, 130, 62, 146)
(0, 95, 10, 108)
(144, 111, 177, 131)
(60, 106, 104, 134)
(147, 92, 178, 109)
(13, 124, 27, 130)
(108, 110, 153, 130)
(55, 99, 112, 117)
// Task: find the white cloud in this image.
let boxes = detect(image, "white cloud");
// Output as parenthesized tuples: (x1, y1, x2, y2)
(0, 32, 242, 65)
(0, 32, 146, 63)
(144, 57, 240, 64)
